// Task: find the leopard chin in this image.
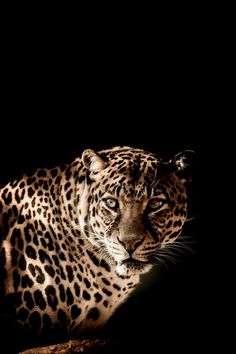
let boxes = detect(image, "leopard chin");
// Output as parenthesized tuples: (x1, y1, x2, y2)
(115, 258, 152, 276)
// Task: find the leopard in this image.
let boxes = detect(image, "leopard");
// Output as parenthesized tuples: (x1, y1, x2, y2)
(0, 146, 191, 352)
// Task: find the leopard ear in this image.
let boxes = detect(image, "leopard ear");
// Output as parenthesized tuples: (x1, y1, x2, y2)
(169, 150, 195, 185)
(82, 149, 106, 179)
(170, 150, 195, 171)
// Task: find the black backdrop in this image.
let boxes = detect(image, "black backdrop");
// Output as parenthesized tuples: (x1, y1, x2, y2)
(0, 29, 217, 352)
(0, 115, 206, 352)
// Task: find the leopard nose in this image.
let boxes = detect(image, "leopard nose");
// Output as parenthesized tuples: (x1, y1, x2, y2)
(117, 236, 145, 254)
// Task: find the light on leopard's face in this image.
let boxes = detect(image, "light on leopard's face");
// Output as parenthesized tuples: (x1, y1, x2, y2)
(80, 148, 190, 276)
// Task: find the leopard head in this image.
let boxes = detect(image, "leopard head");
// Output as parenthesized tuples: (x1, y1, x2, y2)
(79, 146, 192, 276)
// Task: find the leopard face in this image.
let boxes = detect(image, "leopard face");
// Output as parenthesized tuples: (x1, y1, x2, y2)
(79, 147, 189, 276)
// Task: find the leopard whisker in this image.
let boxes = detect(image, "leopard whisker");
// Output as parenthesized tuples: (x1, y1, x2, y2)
(186, 214, 200, 222)
(165, 240, 196, 253)
(151, 255, 169, 268)
(155, 252, 179, 264)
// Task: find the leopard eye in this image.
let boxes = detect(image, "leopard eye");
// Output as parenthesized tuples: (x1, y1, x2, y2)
(104, 198, 118, 210)
(147, 198, 167, 212)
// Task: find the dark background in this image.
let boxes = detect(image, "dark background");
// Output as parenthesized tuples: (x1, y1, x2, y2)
(1, 22, 223, 352)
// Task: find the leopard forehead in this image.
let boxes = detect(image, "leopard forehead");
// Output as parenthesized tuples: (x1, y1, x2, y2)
(87, 147, 162, 192)
(83, 146, 186, 202)
(99, 146, 158, 168)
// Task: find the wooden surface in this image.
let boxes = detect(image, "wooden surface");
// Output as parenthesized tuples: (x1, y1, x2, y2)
(19, 339, 115, 354)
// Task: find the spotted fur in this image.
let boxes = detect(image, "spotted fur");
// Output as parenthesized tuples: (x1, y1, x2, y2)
(0, 146, 190, 349)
